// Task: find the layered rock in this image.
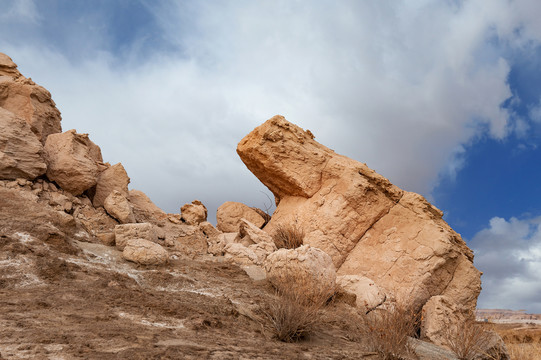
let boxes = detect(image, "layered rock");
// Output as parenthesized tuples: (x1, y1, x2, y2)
(0, 107, 47, 180)
(216, 201, 266, 232)
(0, 52, 62, 143)
(44, 130, 104, 195)
(237, 115, 482, 345)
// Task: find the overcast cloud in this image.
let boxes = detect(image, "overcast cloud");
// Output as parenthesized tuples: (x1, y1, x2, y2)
(472, 216, 541, 312)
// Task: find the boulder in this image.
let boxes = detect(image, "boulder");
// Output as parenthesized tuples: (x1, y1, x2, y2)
(237, 115, 482, 345)
(92, 163, 130, 207)
(122, 239, 168, 265)
(163, 223, 208, 257)
(336, 275, 386, 312)
(44, 130, 103, 195)
(207, 232, 237, 256)
(0, 52, 62, 143)
(128, 189, 168, 225)
(180, 200, 207, 225)
(104, 190, 135, 224)
(114, 223, 158, 250)
(236, 218, 274, 245)
(264, 245, 336, 303)
(199, 221, 222, 239)
(224, 242, 275, 266)
(0, 107, 47, 180)
(216, 201, 266, 232)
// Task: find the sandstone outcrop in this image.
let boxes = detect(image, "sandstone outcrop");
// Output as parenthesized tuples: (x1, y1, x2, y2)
(92, 163, 130, 207)
(128, 189, 168, 225)
(0, 52, 62, 143)
(238, 115, 482, 345)
(122, 239, 168, 265)
(180, 200, 207, 225)
(44, 130, 104, 195)
(216, 201, 266, 232)
(336, 275, 386, 312)
(264, 245, 336, 303)
(0, 107, 47, 180)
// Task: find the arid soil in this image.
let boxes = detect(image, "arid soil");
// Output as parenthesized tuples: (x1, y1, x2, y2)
(0, 232, 384, 360)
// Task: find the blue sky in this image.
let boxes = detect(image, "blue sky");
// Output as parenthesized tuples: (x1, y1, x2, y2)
(1, 0, 540, 312)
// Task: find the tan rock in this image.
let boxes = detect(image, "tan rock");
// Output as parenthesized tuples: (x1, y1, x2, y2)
(237, 115, 482, 345)
(224, 242, 275, 266)
(199, 221, 222, 239)
(207, 232, 237, 256)
(216, 201, 265, 232)
(92, 163, 130, 207)
(236, 218, 274, 245)
(180, 200, 207, 225)
(96, 232, 115, 246)
(122, 238, 168, 265)
(0, 107, 47, 180)
(114, 223, 158, 250)
(336, 275, 386, 312)
(163, 223, 208, 257)
(104, 190, 135, 224)
(128, 189, 167, 225)
(44, 130, 103, 195)
(0, 52, 62, 143)
(264, 245, 336, 303)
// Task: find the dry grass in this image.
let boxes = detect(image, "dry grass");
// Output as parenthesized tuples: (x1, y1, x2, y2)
(359, 303, 421, 360)
(272, 223, 304, 249)
(491, 324, 541, 360)
(444, 320, 495, 360)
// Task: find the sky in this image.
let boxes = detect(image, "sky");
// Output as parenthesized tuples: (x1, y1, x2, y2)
(1, 0, 540, 312)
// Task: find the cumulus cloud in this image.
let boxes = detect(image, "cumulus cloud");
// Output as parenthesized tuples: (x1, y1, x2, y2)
(471, 216, 541, 312)
(1, 0, 541, 222)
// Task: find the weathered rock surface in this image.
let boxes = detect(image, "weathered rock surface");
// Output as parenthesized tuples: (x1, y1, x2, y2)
(104, 190, 135, 224)
(336, 275, 386, 312)
(238, 115, 482, 345)
(114, 223, 158, 250)
(216, 201, 265, 232)
(264, 245, 336, 303)
(0, 52, 62, 143)
(163, 223, 208, 257)
(122, 238, 168, 265)
(92, 163, 130, 207)
(44, 130, 103, 195)
(180, 200, 207, 225)
(0, 107, 47, 180)
(128, 189, 168, 225)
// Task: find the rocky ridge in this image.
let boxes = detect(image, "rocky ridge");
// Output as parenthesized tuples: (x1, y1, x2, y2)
(0, 52, 506, 359)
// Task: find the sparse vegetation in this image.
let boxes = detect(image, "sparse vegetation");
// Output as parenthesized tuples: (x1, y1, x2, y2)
(492, 324, 541, 360)
(444, 319, 494, 360)
(359, 302, 421, 360)
(272, 223, 305, 249)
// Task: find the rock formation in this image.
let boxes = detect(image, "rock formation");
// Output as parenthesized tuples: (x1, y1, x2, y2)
(216, 201, 266, 232)
(237, 115, 482, 345)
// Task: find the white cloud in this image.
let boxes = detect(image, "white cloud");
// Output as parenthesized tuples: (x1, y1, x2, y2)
(472, 216, 541, 312)
(0, 0, 39, 23)
(1, 1, 541, 223)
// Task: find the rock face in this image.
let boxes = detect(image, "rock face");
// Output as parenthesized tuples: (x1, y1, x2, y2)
(122, 239, 168, 265)
(114, 223, 158, 250)
(128, 189, 168, 225)
(44, 130, 104, 195)
(0, 52, 62, 143)
(237, 115, 482, 344)
(216, 201, 266, 232)
(336, 275, 386, 312)
(0, 107, 47, 180)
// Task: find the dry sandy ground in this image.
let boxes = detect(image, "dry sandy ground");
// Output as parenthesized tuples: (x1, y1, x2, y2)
(0, 232, 460, 360)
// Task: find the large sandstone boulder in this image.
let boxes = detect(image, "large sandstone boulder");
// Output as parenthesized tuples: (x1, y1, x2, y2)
(0, 107, 47, 180)
(122, 239, 168, 265)
(104, 190, 135, 224)
(237, 115, 482, 345)
(0, 52, 62, 143)
(336, 275, 386, 312)
(264, 245, 336, 303)
(128, 189, 168, 225)
(92, 163, 130, 207)
(216, 201, 266, 232)
(44, 130, 104, 195)
(180, 200, 207, 225)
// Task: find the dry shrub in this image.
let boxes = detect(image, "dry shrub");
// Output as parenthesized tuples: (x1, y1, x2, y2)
(272, 223, 304, 249)
(506, 343, 541, 360)
(360, 303, 421, 360)
(262, 271, 334, 342)
(444, 320, 495, 360)
(493, 325, 541, 360)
